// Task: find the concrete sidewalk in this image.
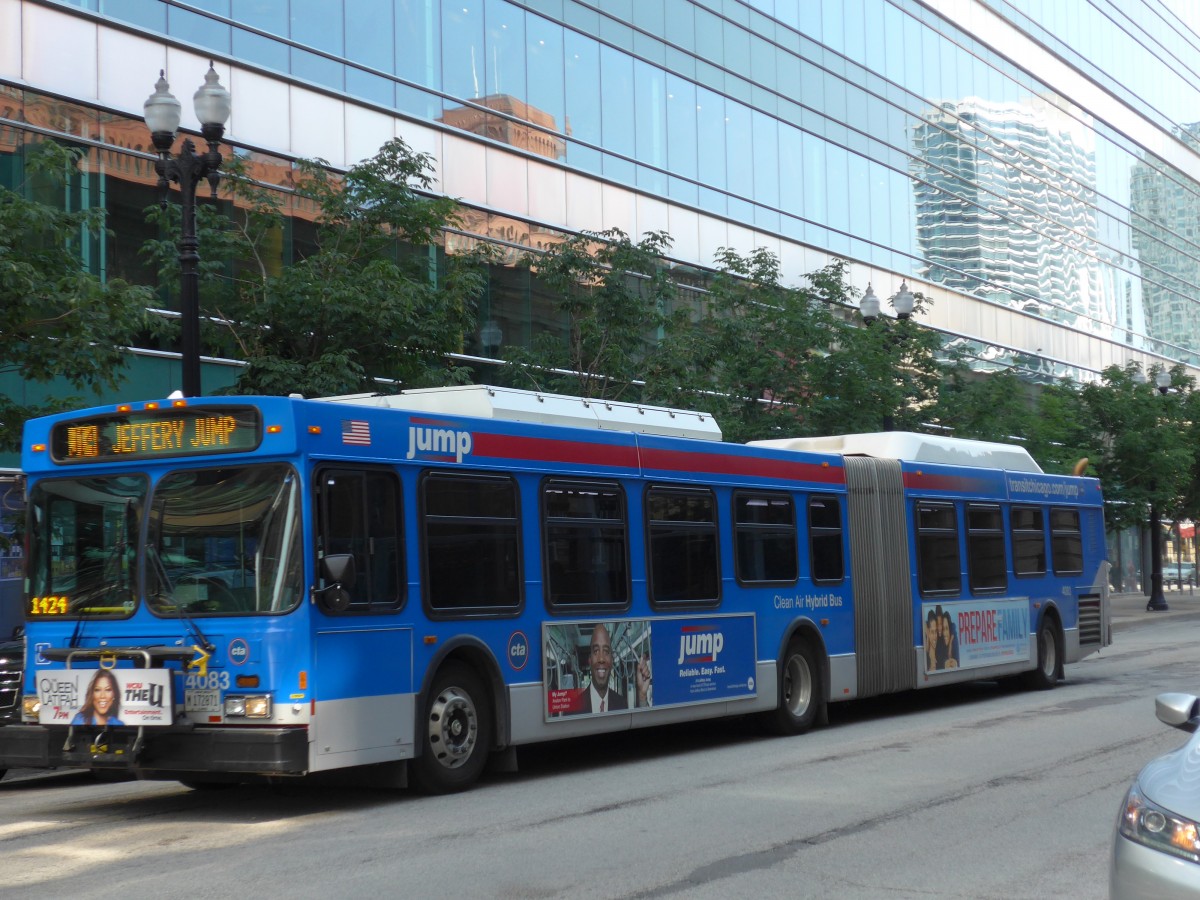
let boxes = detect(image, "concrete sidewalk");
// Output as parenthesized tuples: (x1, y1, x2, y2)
(1110, 587, 1200, 625)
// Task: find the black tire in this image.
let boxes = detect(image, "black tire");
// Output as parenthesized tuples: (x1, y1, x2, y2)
(766, 638, 824, 736)
(410, 662, 491, 794)
(1022, 617, 1061, 691)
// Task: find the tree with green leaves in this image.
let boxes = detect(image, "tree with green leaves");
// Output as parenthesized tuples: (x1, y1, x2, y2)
(501, 228, 676, 399)
(142, 138, 487, 398)
(652, 250, 845, 443)
(1074, 363, 1195, 532)
(0, 141, 162, 453)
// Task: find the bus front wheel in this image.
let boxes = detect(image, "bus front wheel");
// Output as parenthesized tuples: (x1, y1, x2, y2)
(767, 638, 823, 736)
(1023, 618, 1061, 691)
(411, 661, 491, 794)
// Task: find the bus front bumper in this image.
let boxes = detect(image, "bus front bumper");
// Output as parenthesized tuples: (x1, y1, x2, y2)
(0, 724, 310, 776)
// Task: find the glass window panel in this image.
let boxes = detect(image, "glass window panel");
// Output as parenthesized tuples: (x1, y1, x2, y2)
(291, 0, 343, 56)
(779, 122, 803, 216)
(694, 7, 724, 64)
(99, 0, 165, 30)
(485, 0, 526, 100)
(398, 0, 440, 90)
(233, 29, 289, 71)
(346, 69, 394, 106)
(664, 0, 694, 47)
(234, 0, 285, 35)
(752, 110, 778, 206)
(820, 0, 843, 53)
(726, 101, 752, 201)
(696, 89, 725, 189)
(635, 58, 666, 174)
(725, 23, 751, 75)
(169, 5, 231, 54)
(802, 132, 826, 225)
(848, 152, 869, 242)
(346, 0, 393, 73)
(827, 145, 850, 235)
(527, 15, 565, 132)
(441, 0, 483, 100)
(291, 48, 343, 89)
(666, 73, 697, 182)
(565, 29, 601, 168)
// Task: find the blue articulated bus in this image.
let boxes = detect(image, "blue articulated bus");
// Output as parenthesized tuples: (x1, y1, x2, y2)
(0, 385, 1111, 792)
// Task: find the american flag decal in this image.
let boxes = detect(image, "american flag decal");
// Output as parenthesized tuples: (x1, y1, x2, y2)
(341, 419, 371, 446)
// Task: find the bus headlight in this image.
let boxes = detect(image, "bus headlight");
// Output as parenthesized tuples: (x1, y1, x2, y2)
(1120, 783, 1200, 862)
(224, 695, 272, 718)
(23, 695, 41, 721)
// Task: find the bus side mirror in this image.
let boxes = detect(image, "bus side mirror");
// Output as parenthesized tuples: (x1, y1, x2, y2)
(315, 554, 357, 613)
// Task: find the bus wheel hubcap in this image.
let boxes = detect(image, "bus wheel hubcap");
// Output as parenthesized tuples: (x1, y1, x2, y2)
(784, 655, 811, 717)
(428, 686, 477, 769)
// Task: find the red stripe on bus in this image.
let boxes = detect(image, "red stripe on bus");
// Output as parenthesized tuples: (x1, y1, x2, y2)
(639, 448, 846, 484)
(903, 472, 989, 493)
(472, 433, 641, 468)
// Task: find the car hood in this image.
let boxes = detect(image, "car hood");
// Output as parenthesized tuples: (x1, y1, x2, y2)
(1140, 730, 1200, 821)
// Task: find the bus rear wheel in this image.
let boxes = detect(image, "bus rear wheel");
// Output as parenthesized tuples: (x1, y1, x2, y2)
(1022, 618, 1061, 691)
(411, 662, 491, 794)
(767, 638, 823, 736)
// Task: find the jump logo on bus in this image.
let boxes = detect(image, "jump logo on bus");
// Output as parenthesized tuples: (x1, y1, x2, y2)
(678, 627, 724, 665)
(406, 425, 473, 462)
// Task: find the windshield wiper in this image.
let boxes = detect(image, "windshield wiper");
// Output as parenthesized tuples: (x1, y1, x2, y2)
(146, 544, 215, 654)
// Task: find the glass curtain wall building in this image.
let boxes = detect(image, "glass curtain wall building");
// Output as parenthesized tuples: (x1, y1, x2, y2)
(3, 0, 1200, 416)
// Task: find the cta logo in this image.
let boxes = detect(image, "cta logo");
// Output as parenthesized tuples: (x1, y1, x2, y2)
(406, 425, 472, 462)
(228, 638, 250, 666)
(678, 626, 724, 665)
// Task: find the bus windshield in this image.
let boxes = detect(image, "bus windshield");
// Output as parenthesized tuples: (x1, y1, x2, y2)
(28, 474, 146, 618)
(146, 464, 304, 616)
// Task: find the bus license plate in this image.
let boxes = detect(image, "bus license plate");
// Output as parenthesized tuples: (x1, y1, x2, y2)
(185, 689, 221, 715)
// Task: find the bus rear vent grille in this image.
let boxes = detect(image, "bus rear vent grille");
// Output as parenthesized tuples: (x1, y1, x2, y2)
(1078, 597, 1102, 646)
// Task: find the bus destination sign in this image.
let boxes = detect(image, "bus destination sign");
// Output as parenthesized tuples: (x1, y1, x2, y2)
(51, 407, 262, 463)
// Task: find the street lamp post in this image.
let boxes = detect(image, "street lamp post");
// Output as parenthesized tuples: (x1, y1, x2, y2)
(143, 64, 231, 397)
(859, 282, 916, 430)
(1146, 368, 1173, 612)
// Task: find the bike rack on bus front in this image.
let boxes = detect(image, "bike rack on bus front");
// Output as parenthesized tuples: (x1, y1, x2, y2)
(42, 646, 196, 765)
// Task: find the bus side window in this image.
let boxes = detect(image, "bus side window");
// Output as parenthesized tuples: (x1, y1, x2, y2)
(808, 495, 844, 583)
(733, 492, 798, 585)
(318, 468, 404, 612)
(1011, 505, 1046, 577)
(916, 502, 960, 595)
(1050, 507, 1083, 575)
(542, 479, 630, 610)
(646, 486, 719, 607)
(967, 504, 1006, 594)
(422, 471, 522, 614)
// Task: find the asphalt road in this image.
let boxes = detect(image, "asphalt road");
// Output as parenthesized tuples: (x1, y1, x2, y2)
(2, 601, 1198, 899)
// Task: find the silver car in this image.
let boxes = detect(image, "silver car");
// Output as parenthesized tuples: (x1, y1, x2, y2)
(1111, 693, 1200, 898)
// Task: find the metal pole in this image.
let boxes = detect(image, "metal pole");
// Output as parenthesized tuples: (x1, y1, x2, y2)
(152, 130, 223, 398)
(1147, 503, 1169, 611)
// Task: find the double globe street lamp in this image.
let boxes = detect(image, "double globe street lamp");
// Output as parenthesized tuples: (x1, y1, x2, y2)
(143, 64, 231, 397)
(859, 282, 917, 431)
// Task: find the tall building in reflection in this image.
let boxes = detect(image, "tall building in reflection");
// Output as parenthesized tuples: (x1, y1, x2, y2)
(910, 97, 1104, 329)
(1130, 123, 1200, 358)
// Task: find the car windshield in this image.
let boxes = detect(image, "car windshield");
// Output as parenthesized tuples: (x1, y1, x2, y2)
(146, 464, 304, 616)
(27, 475, 147, 619)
